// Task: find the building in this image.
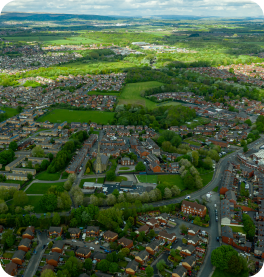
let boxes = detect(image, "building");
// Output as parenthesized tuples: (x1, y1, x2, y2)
(75, 247, 91, 259)
(18, 238, 31, 252)
(188, 226, 200, 237)
(5, 262, 18, 276)
(86, 226, 100, 237)
(135, 250, 149, 265)
(22, 226, 35, 240)
(125, 260, 138, 275)
(52, 241, 65, 253)
(182, 256, 196, 270)
(12, 250, 25, 265)
(103, 230, 118, 242)
(118, 237, 133, 249)
(121, 157, 134, 166)
(94, 143, 109, 173)
(46, 252, 60, 267)
(180, 245, 195, 257)
(181, 200, 207, 217)
(48, 226, 63, 237)
(68, 228, 81, 239)
(172, 266, 187, 277)
(146, 240, 161, 255)
(158, 230, 177, 243)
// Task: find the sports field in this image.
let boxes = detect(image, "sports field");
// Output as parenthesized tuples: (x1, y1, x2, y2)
(37, 109, 115, 124)
(26, 182, 64, 194)
(2, 36, 101, 45)
(118, 81, 164, 109)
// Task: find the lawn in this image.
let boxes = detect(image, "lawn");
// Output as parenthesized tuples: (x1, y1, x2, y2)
(115, 176, 128, 182)
(26, 182, 64, 194)
(2, 35, 101, 45)
(88, 91, 120, 96)
(201, 172, 214, 186)
(229, 226, 246, 234)
(79, 178, 105, 188)
(35, 171, 61, 181)
(118, 81, 164, 109)
(158, 175, 185, 190)
(184, 139, 201, 146)
(37, 109, 115, 124)
(212, 268, 248, 277)
(0, 107, 19, 118)
(213, 186, 219, 192)
(3, 253, 13, 258)
(137, 175, 158, 184)
(119, 167, 130, 170)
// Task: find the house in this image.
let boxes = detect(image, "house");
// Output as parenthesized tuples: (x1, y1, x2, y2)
(187, 235, 199, 246)
(146, 218, 159, 228)
(18, 238, 31, 252)
(22, 226, 35, 240)
(46, 252, 60, 267)
(135, 250, 149, 265)
(118, 237, 133, 249)
(103, 230, 118, 242)
(95, 272, 114, 277)
(125, 260, 138, 275)
(172, 266, 187, 277)
(42, 264, 54, 274)
(182, 256, 196, 270)
(68, 228, 81, 239)
(5, 262, 18, 276)
(180, 245, 195, 257)
(12, 250, 26, 265)
(158, 230, 177, 243)
(86, 226, 100, 237)
(208, 138, 229, 148)
(225, 190, 237, 204)
(221, 199, 233, 225)
(93, 251, 107, 262)
(169, 162, 179, 173)
(135, 224, 149, 235)
(156, 213, 169, 223)
(146, 240, 161, 255)
(181, 200, 207, 217)
(48, 226, 63, 237)
(121, 157, 134, 166)
(52, 240, 65, 253)
(221, 226, 234, 245)
(75, 247, 91, 259)
(188, 226, 200, 236)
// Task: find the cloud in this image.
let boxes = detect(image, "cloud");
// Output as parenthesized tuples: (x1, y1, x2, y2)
(0, 0, 263, 17)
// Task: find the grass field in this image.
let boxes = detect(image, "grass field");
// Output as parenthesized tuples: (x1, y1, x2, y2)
(0, 107, 19, 119)
(118, 81, 164, 109)
(79, 178, 105, 188)
(157, 101, 182, 107)
(26, 182, 64, 194)
(35, 171, 61, 181)
(158, 175, 185, 190)
(229, 226, 246, 234)
(26, 196, 44, 213)
(37, 109, 115, 124)
(212, 268, 248, 277)
(213, 186, 219, 192)
(2, 35, 101, 45)
(119, 167, 130, 170)
(88, 91, 120, 96)
(137, 175, 158, 183)
(115, 176, 128, 182)
(201, 172, 214, 186)
(184, 139, 201, 146)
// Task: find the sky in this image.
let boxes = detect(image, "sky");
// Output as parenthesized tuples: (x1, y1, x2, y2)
(0, 0, 264, 17)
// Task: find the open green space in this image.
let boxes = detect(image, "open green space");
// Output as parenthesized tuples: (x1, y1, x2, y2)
(184, 139, 201, 146)
(0, 107, 19, 119)
(229, 225, 246, 234)
(88, 91, 120, 96)
(118, 81, 164, 109)
(115, 176, 128, 182)
(27, 196, 46, 213)
(213, 186, 219, 192)
(79, 178, 105, 188)
(26, 182, 64, 194)
(119, 167, 130, 170)
(158, 175, 185, 190)
(35, 171, 61, 181)
(212, 268, 248, 277)
(2, 36, 101, 45)
(201, 172, 214, 186)
(137, 175, 158, 184)
(37, 109, 115, 124)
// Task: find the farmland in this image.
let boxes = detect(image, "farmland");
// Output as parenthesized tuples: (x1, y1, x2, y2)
(37, 109, 115, 124)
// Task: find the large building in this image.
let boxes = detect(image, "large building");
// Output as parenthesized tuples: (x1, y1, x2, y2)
(94, 143, 109, 173)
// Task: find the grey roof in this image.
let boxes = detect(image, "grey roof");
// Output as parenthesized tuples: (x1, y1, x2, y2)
(93, 251, 107, 260)
(95, 272, 114, 277)
(86, 226, 99, 232)
(173, 265, 187, 276)
(147, 240, 162, 250)
(101, 154, 109, 165)
(188, 225, 200, 233)
(79, 274, 89, 277)
(120, 181, 134, 187)
(183, 256, 196, 266)
(68, 228, 81, 235)
(76, 247, 91, 255)
(49, 226, 62, 233)
(126, 260, 138, 271)
(136, 250, 149, 259)
(188, 235, 199, 243)
(19, 238, 31, 248)
(52, 240, 65, 249)
(221, 226, 233, 239)
(47, 252, 60, 261)
(12, 250, 26, 260)
(226, 190, 237, 201)
(182, 245, 195, 253)
(5, 262, 17, 275)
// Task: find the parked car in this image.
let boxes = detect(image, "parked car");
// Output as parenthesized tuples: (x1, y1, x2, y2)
(90, 247, 95, 250)
(216, 237, 219, 242)
(215, 216, 218, 222)
(140, 267, 145, 271)
(72, 239, 77, 243)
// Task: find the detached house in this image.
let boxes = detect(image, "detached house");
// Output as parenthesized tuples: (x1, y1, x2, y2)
(188, 226, 200, 237)
(48, 226, 63, 238)
(135, 250, 149, 265)
(180, 245, 195, 257)
(68, 228, 81, 239)
(135, 224, 149, 235)
(22, 226, 35, 240)
(126, 260, 138, 275)
(75, 247, 91, 259)
(52, 241, 65, 253)
(182, 256, 196, 270)
(158, 230, 177, 243)
(12, 250, 26, 265)
(146, 240, 162, 255)
(5, 262, 18, 276)
(187, 235, 200, 246)
(18, 238, 31, 252)
(46, 252, 60, 267)
(86, 226, 100, 237)
(118, 237, 133, 249)
(103, 230, 118, 242)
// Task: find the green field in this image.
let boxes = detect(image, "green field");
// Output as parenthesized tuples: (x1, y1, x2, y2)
(119, 167, 130, 170)
(2, 36, 101, 45)
(184, 139, 201, 146)
(26, 182, 64, 194)
(118, 81, 164, 109)
(212, 268, 248, 277)
(229, 226, 246, 234)
(79, 178, 105, 188)
(88, 91, 120, 96)
(115, 176, 128, 182)
(0, 107, 19, 119)
(35, 171, 61, 181)
(37, 109, 115, 124)
(158, 175, 185, 190)
(201, 172, 214, 186)
(137, 175, 158, 183)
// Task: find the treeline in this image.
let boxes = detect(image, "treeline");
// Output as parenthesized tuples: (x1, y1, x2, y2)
(114, 104, 196, 129)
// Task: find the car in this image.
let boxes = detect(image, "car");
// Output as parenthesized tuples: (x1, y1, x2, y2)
(215, 216, 218, 222)
(185, 195, 191, 200)
(216, 237, 219, 241)
(72, 239, 77, 243)
(90, 247, 95, 250)
(140, 267, 145, 271)
(191, 220, 194, 224)
(214, 204, 217, 208)
(42, 245, 46, 249)
(95, 241, 99, 245)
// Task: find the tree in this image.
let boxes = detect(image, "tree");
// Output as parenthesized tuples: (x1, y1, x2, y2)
(32, 145, 45, 157)
(27, 173, 33, 182)
(25, 251, 31, 260)
(106, 194, 116, 206)
(205, 214, 210, 222)
(16, 105, 23, 113)
(24, 205, 34, 213)
(9, 141, 18, 151)
(13, 191, 28, 207)
(83, 258, 93, 271)
(40, 194, 57, 212)
(135, 162, 146, 172)
(109, 262, 119, 273)
(41, 159, 50, 171)
(52, 212, 61, 226)
(243, 145, 248, 153)
(64, 256, 83, 277)
(192, 151, 199, 167)
(112, 189, 119, 198)
(227, 254, 243, 275)
(211, 245, 239, 271)
(97, 259, 110, 272)
(64, 180, 72, 191)
(0, 199, 8, 214)
(146, 266, 154, 277)
(171, 185, 180, 196)
(170, 249, 176, 257)
(106, 170, 116, 181)
(164, 187, 172, 199)
(41, 269, 56, 277)
(180, 224, 188, 235)
(156, 259, 166, 271)
(2, 229, 15, 247)
(120, 247, 130, 256)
